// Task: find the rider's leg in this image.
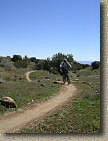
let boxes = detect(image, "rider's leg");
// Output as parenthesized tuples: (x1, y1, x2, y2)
(63, 74, 66, 84)
(66, 73, 70, 85)
(62, 70, 66, 84)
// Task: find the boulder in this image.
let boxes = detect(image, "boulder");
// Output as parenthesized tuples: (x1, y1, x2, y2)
(82, 81, 86, 84)
(40, 83, 45, 87)
(0, 96, 17, 108)
(0, 79, 5, 84)
(75, 79, 79, 81)
(85, 94, 95, 100)
(45, 77, 50, 79)
(57, 79, 61, 81)
(53, 81, 64, 84)
(19, 77, 23, 80)
(53, 81, 58, 84)
(76, 74, 80, 77)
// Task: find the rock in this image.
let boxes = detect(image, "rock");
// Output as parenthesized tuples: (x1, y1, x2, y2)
(19, 77, 23, 80)
(75, 79, 79, 81)
(96, 88, 100, 94)
(0, 96, 17, 108)
(85, 94, 95, 100)
(82, 81, 86, 84)
(57, 79, 61, 81)
(0, 79, 5, 84)
(53, 81, 64, 84)
(76, 74, 80, 77)
(45, 77, 50, 79)
(88, 102, 95, 105)
(44, 77, 50, 81)
(44, 79, 50, 81)
(14, 75, 17, 78)
(40, 83, 45, 87)
(53, 81, 58, 84)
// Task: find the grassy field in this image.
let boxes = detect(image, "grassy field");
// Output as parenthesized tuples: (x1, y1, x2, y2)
(0, 67, 30, 81)
(0, 68, 62, 114)
(20, 68, 100, 133)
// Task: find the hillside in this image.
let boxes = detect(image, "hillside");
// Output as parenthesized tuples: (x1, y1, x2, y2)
(20, 68, 100, 133)
(0, 67, 62, 114)
(0, 55, 100, 133)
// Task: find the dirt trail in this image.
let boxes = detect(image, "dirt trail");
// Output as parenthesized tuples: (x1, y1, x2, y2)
(0, 71, 77, 133)
(25, 70, 36, 82)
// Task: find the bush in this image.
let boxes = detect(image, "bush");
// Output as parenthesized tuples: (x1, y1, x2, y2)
(72, 61, 83, 72)
(49, 67, 59, 74)
(34, 60, 44, 70)
(30, 57, 37, 63)
(52, 53, 67, 69)
(23, 56, 30, 64)
(14, 60, 28, 68)
(11, 55, 22, 62)
(0, 58, 14, 71)
(81, 64, 90, 69)
(91, 61, 100, 70)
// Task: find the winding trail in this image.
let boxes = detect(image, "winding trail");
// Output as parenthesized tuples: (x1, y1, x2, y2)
(25, 70, 36, 82)
(0, 71, 77, 133)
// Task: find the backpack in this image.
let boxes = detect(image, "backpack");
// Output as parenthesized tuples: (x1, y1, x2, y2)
(60, 62, 68, 72)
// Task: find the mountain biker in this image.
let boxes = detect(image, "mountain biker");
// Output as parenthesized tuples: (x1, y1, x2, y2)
(60, 59, 72, 84)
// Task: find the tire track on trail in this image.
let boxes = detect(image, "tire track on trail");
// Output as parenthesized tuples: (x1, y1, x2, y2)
(0, 71, 78, 133)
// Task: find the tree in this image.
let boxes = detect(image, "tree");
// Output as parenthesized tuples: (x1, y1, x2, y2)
(91, 61, 100, 70)
(51, 53, 74, 73)
(67, 54, 74, 62)
(81, 64, 90, 69)
(14, 60, 28, 68)
(51, 53, 67, 70)
(11, 55, 22, 62)
(35, 59, 45, 70)
(23, 55, 30, 64)
(30, 57, 37, 63)
(43, 58, 51, 71)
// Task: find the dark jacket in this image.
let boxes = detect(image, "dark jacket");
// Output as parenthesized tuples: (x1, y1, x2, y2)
(60, 60, 72, 73)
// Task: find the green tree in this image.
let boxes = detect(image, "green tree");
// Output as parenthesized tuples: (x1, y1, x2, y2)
(81, 64, 90, 69)
(91, 61, 100, 70)
(30, 57, 37, 63)
(52, 53, 67, 70)
(23, 55, 30, 64)
(11, 55, 22, 62)
(43, 58, 51, 71)
(67, 54, 74, 62)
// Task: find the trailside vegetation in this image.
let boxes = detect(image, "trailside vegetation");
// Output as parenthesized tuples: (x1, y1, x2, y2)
(0, 53, 98, 72)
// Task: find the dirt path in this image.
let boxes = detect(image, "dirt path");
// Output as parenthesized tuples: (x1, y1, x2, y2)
(25, 70, 36, 82)
(0, 71, 77, 133)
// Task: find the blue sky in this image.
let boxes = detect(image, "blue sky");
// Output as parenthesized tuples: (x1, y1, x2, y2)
(0, 0, 100, 61)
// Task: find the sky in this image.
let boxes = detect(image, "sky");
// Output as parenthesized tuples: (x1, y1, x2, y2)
(0, 0, 100, 61)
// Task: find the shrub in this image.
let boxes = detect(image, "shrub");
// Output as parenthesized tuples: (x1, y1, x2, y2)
(30, 57, 37, 63)
(14, 60, 28, 68)
(0, 58, 13, 71)
(91, 61, 100, 70)
(49, 67, 59, 74)
(11, 55, 22, 62)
